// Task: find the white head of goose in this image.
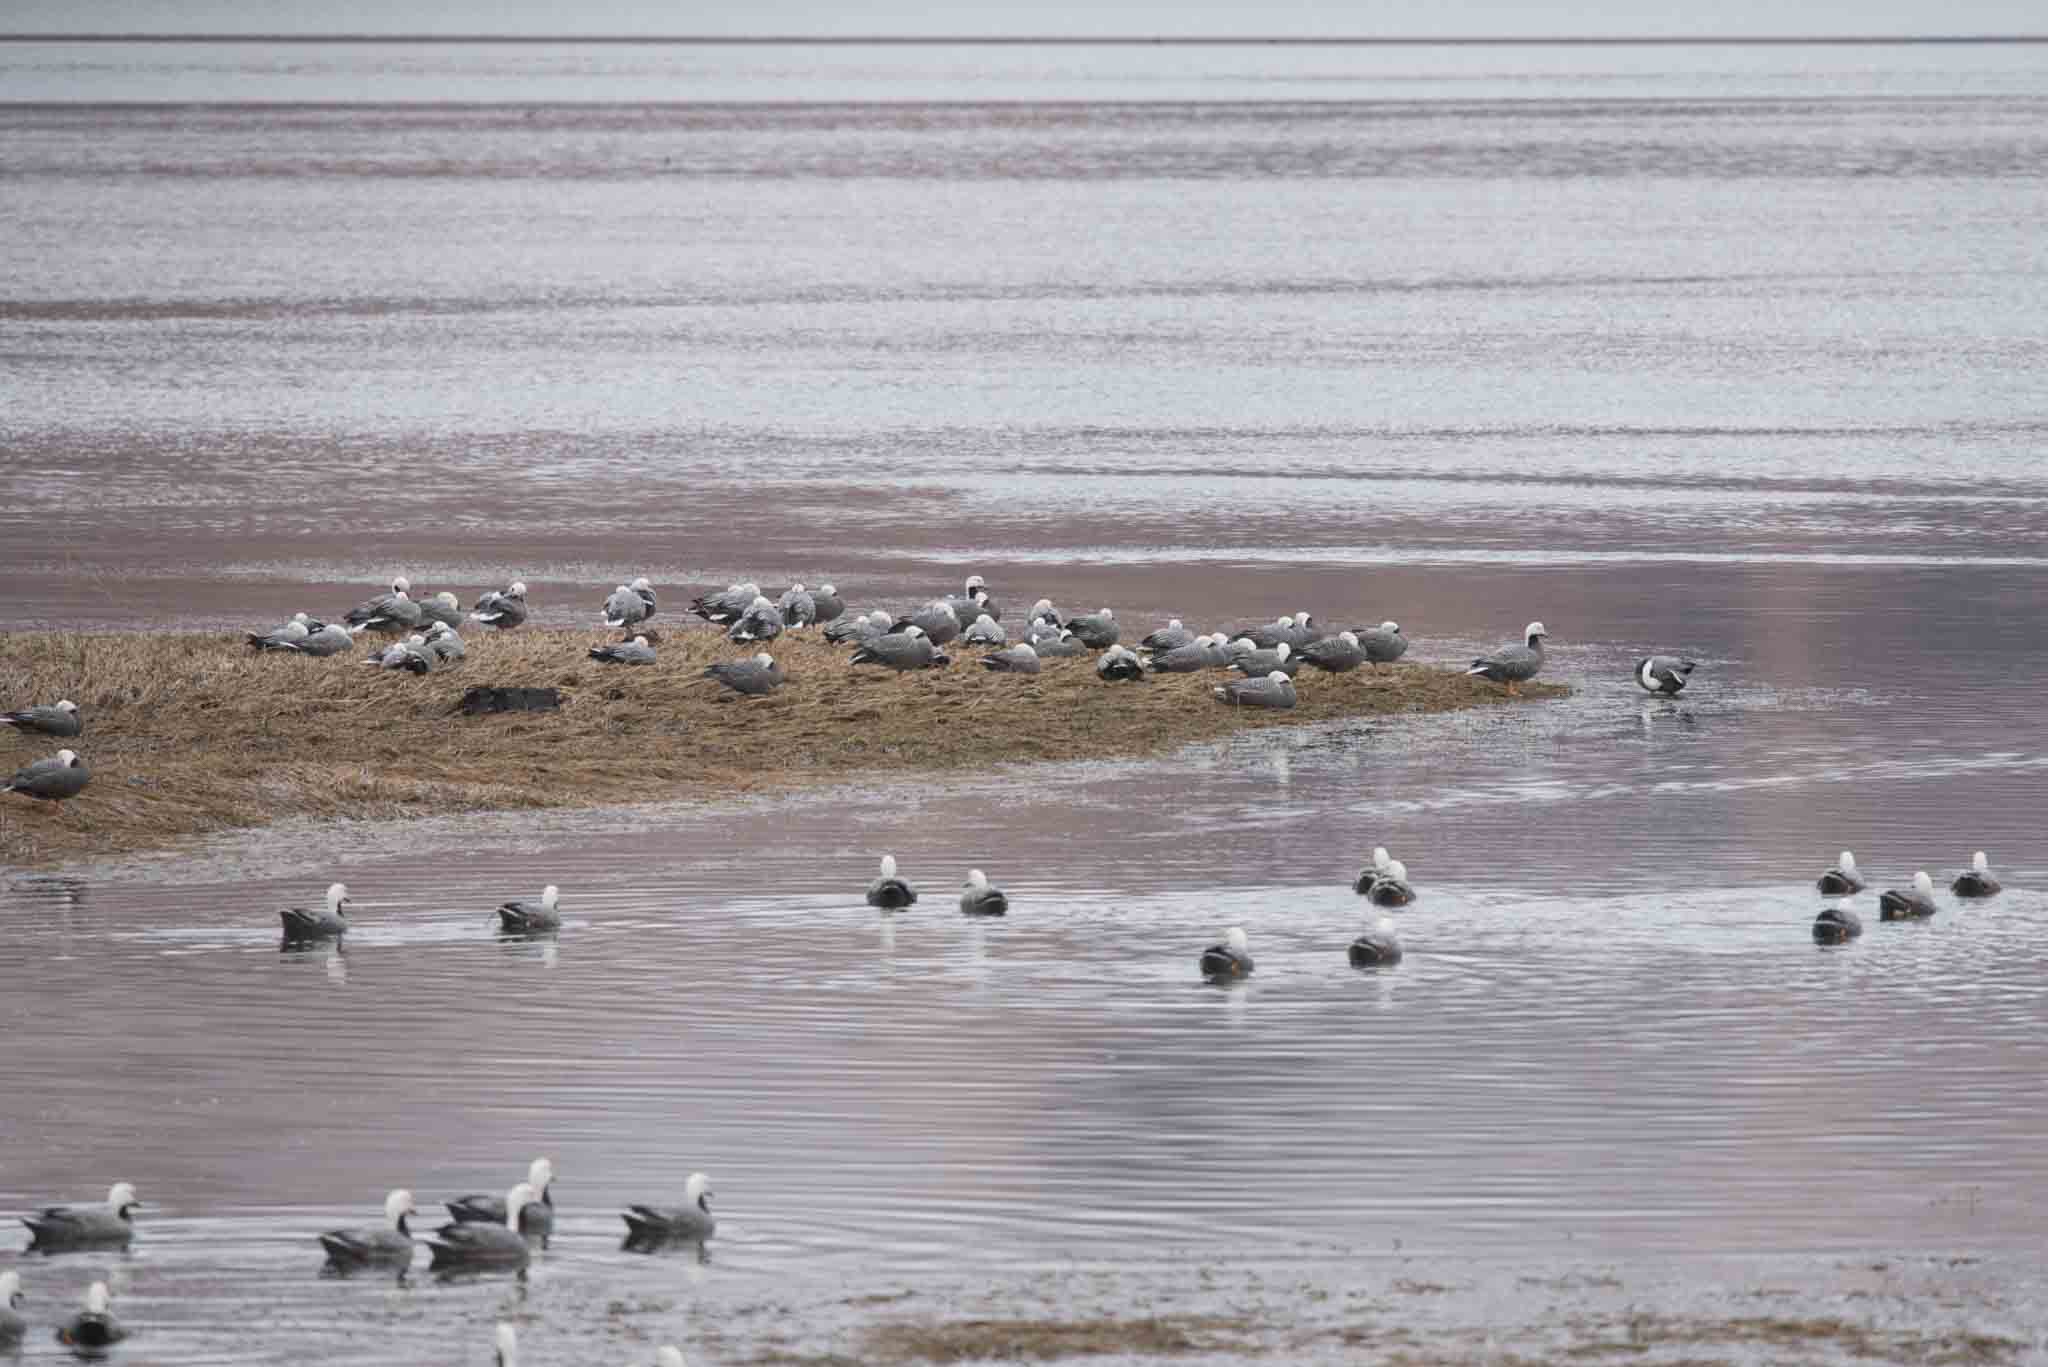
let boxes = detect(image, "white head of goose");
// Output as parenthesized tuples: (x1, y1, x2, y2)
(1817, 850, 1866, 895)
(1200, 926, 1254, 981)
(1952, 850, 2002, 898)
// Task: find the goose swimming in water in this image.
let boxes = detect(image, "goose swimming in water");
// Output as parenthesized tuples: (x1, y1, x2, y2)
(1635, 655, 1697, 697)
(2, 699, 82, 737)
(1816, 851, 1866, 895)
(959, 869, 1008, 916)
(58, 1282, 125, 1349)
(1467, 621, 1548, 695)
(1878, 871, 1939, 921)
(449, 1158, 554, 1244)
(0, 1271, 23, 1348)
(1951, 851, 2002, 898)
(427, 1183, 535, 1270)
(1366, 858, 1416, 908)
(1813, 904, 1863, 944)
(867, 855, 917, 909)
(281, 882, 350, 942)
(1200, 926, 1254, 981)
(1352, 847, 1394, 895)
(319, 1188, 419, 1266)
(1348, 916, 1403, 967)
(24, 1183, 140, 1250)
(621, 1172, 716, 1245)
(497, 886, 561, 935)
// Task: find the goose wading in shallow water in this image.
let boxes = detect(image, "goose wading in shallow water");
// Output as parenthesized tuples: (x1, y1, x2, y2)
(1951, 851, 2002, 898)
(0, 1271, 22, 1348)
(1817, 851, 1866, 896)
(497, 886, 561, 935)
(2, 699, 82, 736)
(867, 855, 917, 909)
(1352, 847, 1394, 895)
(589, 635, 656, 666)
(58, 1282, 125, 1349)
(319, 1188, 419, 1266)
(1366, 859, 1416, 908)
(427, 1183, 535, 1270)
(1349, 916, 1404, 967)
(1878, 871, 1939, 922)
(1635, 655, 1698, 697)
(449, 1158, 554, 1244)
(959, 869, 1008, 916)
(1466, 621, 1549, 695)
(281, 882, 350, 943)
(3, 749, 90, 810)
(24, 1183, 140, 1250)
(1213, 671, 1296, 709)
(1813, 904, 1863, 944)
(1201, 926, 1254, 981)
(621, 1172, 716, 1244)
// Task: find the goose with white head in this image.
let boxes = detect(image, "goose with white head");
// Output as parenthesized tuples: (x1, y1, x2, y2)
(959, 869, 1008, 917)
(319, 1188, 419, 1266)
(247, 617, 311, 651)
(824, 608, 891, 645)
(1878, 871, 1939, 922)
(1951, 851, 2002, 898)
(281, 882, 350, 942)
(777, 582, 817, 627)
(1138, 618, 1192, 654)
(287, 621, 356, 657)
(1299, 630, 1366, 673)
(1356, 621, 1408, 670)
(690, 581, 760, 625)
(1817, 851, 1867, 895)
(603, 582, 653, 629)
(3, 749, 91, 807)
(1366, 859, 1416, 908)
(346, 576, 421, 634)
(496, 886, 561, 935)
(0, 1270, 22, 1348)
(1352, 847, 1394, 896)
(621, 1171, 716, 1245)
(589, 635, 656, 665)
(427, 1182, 535, 1270)
(810, 583, 844, 624)
(1466, 621, 1549, 695)
(414, 591, 464, 629)
(468, 581, 529, 630)
(850, 625, 949, 672)
(2, 698, 82, 737)
(1349, 916, 1404, 967)
(1228, 640, 1298, 677)
(893, 599, 963, 646)
(1200, 926, 1254, 981)
(1064, 607, 1119, 649)
(23, 1182, 139, 1251)
(58, 1281, 125, 1349)
(1636, 655, 1698, 696)
(961, 613, 1007, 647)
(867, 855, 918, 910)
(981, 642, 1041, 675)
(1213, 670, 1297, 709)
(705, 653, 786, 696)
(447, 1158, 555, 1245)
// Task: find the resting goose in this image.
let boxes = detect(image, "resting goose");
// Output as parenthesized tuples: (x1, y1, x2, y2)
(496, 886, 561, 935)
(1813, 904, 1863, 944)
(866, 855, 918, 909)
(1348, 916, 1403, 967)
(1200, 926, 1254, 981)
(959, 869, 1008, 916)
(281, 882, 350, 942)
(1951, 851, 2002, 898)
(1878, 871, 1939, 921)
(1817, 851, 1866, 895)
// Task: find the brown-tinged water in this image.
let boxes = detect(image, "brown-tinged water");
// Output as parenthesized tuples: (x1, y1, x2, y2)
(3, 37, 2048, 1366)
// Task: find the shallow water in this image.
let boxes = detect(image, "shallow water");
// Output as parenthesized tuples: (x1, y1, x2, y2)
(4, 35, 2048, 1366)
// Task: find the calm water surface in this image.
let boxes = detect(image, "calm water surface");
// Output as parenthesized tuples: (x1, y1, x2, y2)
(3, 37, 2048, 1365)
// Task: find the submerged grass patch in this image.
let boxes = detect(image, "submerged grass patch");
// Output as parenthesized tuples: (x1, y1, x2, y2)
(0, 627, 1566, 869)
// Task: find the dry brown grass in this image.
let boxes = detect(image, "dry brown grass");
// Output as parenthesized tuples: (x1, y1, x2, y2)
(0, 627, 1567, 869)
(858, 1314, 1258, 1363)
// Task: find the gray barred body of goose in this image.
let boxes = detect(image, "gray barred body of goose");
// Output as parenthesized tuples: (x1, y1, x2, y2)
(346, 577, 419, 633)
(468, 581, 529, 630)
(1813, 904, 1863, 944)
(1951, 851, 2002, 898)
(281, 882, 350, 942)
(1200, 926, 1253, 981)
(1030, 628, 1084, 658)
(1299, 631, 1366, 673)
(690, 582, 760, 625)
(1064, 608, 1119, 648)
(1, 699, 81, 737)
(365, 634, 433, 673)
(497, 886, 561, 935)
(424, 620, 465, 663)
(1467, 621, 1548, 694)
(621, 1172, 716, 1245)
(729, 596, 785, 643)
(1095, 645, 1146, 682)
(961, 613, 1007, 647)
(1816, 851, 1866, 895)
(1356, 621, 1408, 670)
(1635, 655, 1697, 696)
(1366, 859, 1416, 908)
(1228, 640, 1298, 677)
(776, 583, 816, 627)
(893, 600, 962, 646)
(1024, 617, 1065, 646)
(288, 622, 357, 657)
(248, 617, 311, 651)
(3, 749, 90, 806)
(1878, 871, 1939, 921)
(0, 1270, 22, 1348)
(810, 583, 844, 624)
(23, 1183, 139, 1250)
(427, 1183, 535, 1270)
(320, 1188, 419, 1266)
(1028, 598, 1060, 628)
(449, 1159, 554, 1244)
(850, 626, 948, 672)
(1352, 847, 1393, 895)
(1348, 915, 1403, 967)
(824, 609, 893, 645)
(1144, 634, 1221, 674)
(414, 592, 464, 629)
(1213, 671, 1297, 709)
(706, 653, 785, 696)
(604, 583, 652, 629)
(867, 854, 917, 909)
(58, 1281, 125, 1349)
(959, 869, 1008, 916)
(1232, 615, 1292, 650)
(590, 635, 656, 665)
(946, 575, 999, 623)
(981, 643, 1041, 675)
(1138, 619, 1193, 654)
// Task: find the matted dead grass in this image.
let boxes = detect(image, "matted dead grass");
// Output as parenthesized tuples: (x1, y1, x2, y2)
(0, 627, 1566, 869)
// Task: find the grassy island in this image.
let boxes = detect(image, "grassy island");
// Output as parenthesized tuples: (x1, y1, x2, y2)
(0, 629, 1567, 869)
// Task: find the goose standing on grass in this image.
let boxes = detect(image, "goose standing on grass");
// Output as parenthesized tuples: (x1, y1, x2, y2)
(961, 613, 1007, 647)
(281, 882, 350, 942)
(867, 855, 917, 909)
(494, 1324, 519, 1367)
(247, 617, 310, 651)
(1139, 619, 1193, 654)
(319, 1189, 419, 1267)
(1635, 655, 1698, 697)
(1951, 851, 2002, 898)
(811, 583, 844, 624)
(825, 609, 890, 645)
(621, 1172, 716, 1244)
(590, 636, 656, 666)
(448, 1158, 554, 1243)
(1348, 916, 1403, 967)
(1813, 904, 1863, 944)
(57, 1282, 125, 1349)
(1065, 608, 1119, 648)
(346, 577, 420, 634)
(1355, 621, 1409, 671)
(1878, 871, 1939, 921)
(1095, 644, 1146, 681)
(729, 595, 785, 643)
(497, 886, 561, 935)
(1466, 621, 1549, 695)
(469, 581, 529, 630)
(1366, 859, 1415, 908)
(288, 621, 357, 657)
(850, 626, 948, 672)
(777, 582, 817, 627)
(414, 591, 464, 629)
(1, 699, 81, 737)
(427, 1183, 535, 1271)
(1213, 671, 1297, 710)
(1352, 847, 1394, 895)
(2, 749, 90, 809)
(959, 869, 1008, 916)
(423, 620, 465, 664)
(0, 1270, 23, 1349)
(366, 633, 433, 673)
(1817, 851, 1867, 895)
(604, 582, 652, 630)
(1200, 926, 1254, 981)
(1299, 631, 1366, 673)
(981, 643, 1041, 675)
(23, 1182, 140, 1250)
(705, 653, 785, 696)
